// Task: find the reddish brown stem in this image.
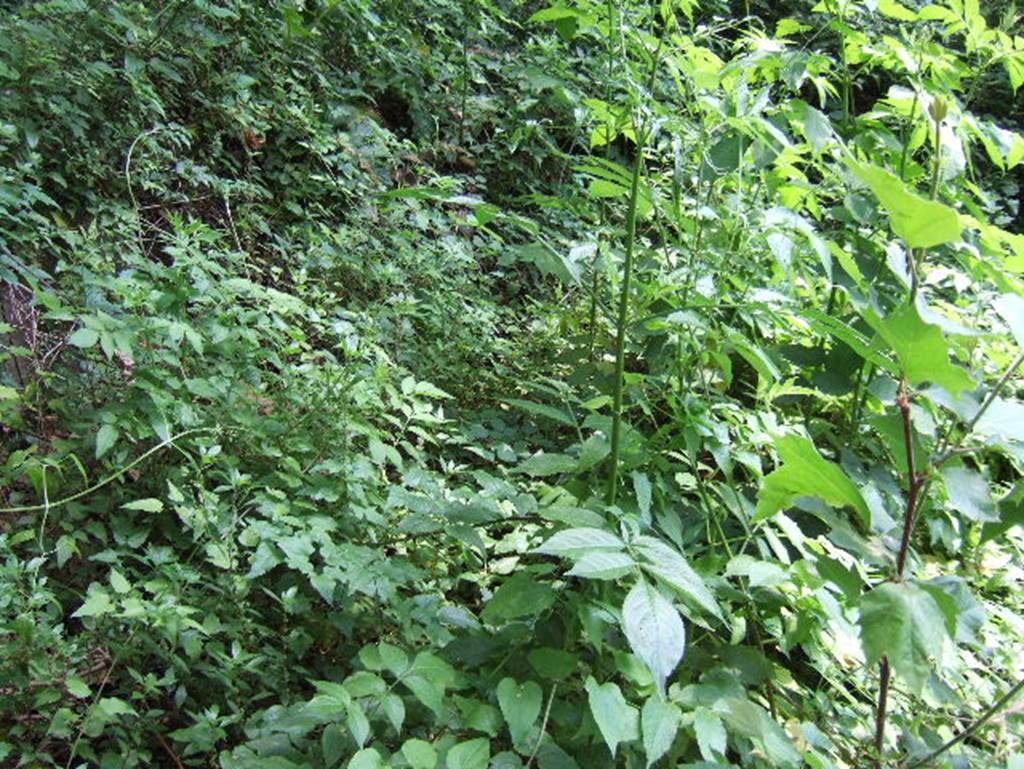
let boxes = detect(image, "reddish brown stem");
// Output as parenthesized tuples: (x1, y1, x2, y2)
(874, 657, 892, 769)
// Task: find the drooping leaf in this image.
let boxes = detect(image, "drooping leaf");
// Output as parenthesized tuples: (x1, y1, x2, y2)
(859, 582, 949, 694)
(756, 434, 870, 528)
(584, 677, 639, 757)
(621, 580, 686, 697)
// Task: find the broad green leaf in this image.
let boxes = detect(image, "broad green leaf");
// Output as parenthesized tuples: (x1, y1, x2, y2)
(994, 293, 1024, 346)
(347, 748, 381, 769)
(942, 466, 998, 522)
(68, 327, 99, 348)
(72, 588, 113, 618)
(846, 159, 961, 248)
(402, 739, 437, 769)
(869, 304, 975, 395)
(322, 724, 345, 769)
(515, 452, 577, 477)
(346, 703, 370, 748)
(694, 707, 726, 761)
(859, 582, 948, 693)
(621, 580, 686, 697)
(527, 648, 578, 681)
(534, 528, 624, 556)
(585, 677, 639, 757)
(447, 738, 490, 769)
(504, 398, 576, 427)
(379, 642, 409, 676)
(719, 698, 801, 769)
(95, 424, 118, 459)
(121, 498, 164, 513)
(496, 678, 542, 746)
(641, 697, 680, 767)
(66, 676, 92, 699)
(382, 693, 405, 733)
(634, 536, 721, 620)
(108, 569, 131, 594)
(756, 434, 870, 528)
(481, 574, 555, 624)
(566, 551, 636, 580)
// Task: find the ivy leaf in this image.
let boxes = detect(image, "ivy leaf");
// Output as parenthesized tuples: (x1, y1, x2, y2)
(859, 582, 949, 693)
(446, 738, 490, 769)
(846, 159, 961, 248)
(870, 303, 975, 395)
(621, 580, 686, 697)
(641, 697, 680, 767)
(496, 678, 542, 747)
(756, 434, 870, 528)
(584, 677, 639, 757)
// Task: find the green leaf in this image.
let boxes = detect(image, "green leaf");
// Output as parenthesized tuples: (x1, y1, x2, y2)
(382, 693, 405, 733)
(756, 434, 870, 528)
(527, 648, 578, 681)
(534, 528, 624, 556)
(719, 698, 800, 769)
(447, 738, 490, 769)
(95, 424, 119, 459)
(108, 569, 131, 594)
(402, 739, 437, 769)
(68, 327, 99, 348)
(869, 304, 975, 395)
(379, 642, 409, 676)
(622, 580, 686, 697)
(859, 582, 948, 693)
(943, 466, 998, 522)
(994, 293, 1024, 347)
(481, 573, 555, 624)
(66, 676, 92, 699)
(497, 678, 543, 747)
(504, 398, 576, 427)
(346, 703, 370, 748)
(634, 536, 721, 620)
(121, 498, 164, 513)
(584, 677, 639, 757)
(694, 707, 726, 761)
(641, 697, 680, 767)
(347, 748, 381, 769)
(72, 587, 114, 618)
(515, 452, 577, 477)
(322, 724, 345, 768)
(566, 551, 636, 580)
(846, 158, 961, 248)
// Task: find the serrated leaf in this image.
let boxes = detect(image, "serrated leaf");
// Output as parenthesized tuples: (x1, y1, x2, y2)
(622, 580, 686, 697)
(943, 466, 998, 522)
(846, 159, 961, 248)
(72, 588, 113, 618)
(859, 582, 948, 694)
(534, 528, 624, 556)
(756, 434, 870, 528)
(641, 697, 680, 767)
(447, 738, 490, 769)
(585, 677, 639, 757)
(566, 551, 636, 580)
(402, 739, 437, 769)
(634, 536, 721, 620)
(869, 303, 975, 395)
(497, 678, 542, 747)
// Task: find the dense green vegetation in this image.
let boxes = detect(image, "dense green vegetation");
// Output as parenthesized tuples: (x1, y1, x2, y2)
(2, 0, 1024, 767)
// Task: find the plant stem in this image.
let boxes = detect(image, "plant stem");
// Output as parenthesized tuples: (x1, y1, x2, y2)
(873, 656, 892, 769)
(606, 126, 646, 506)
